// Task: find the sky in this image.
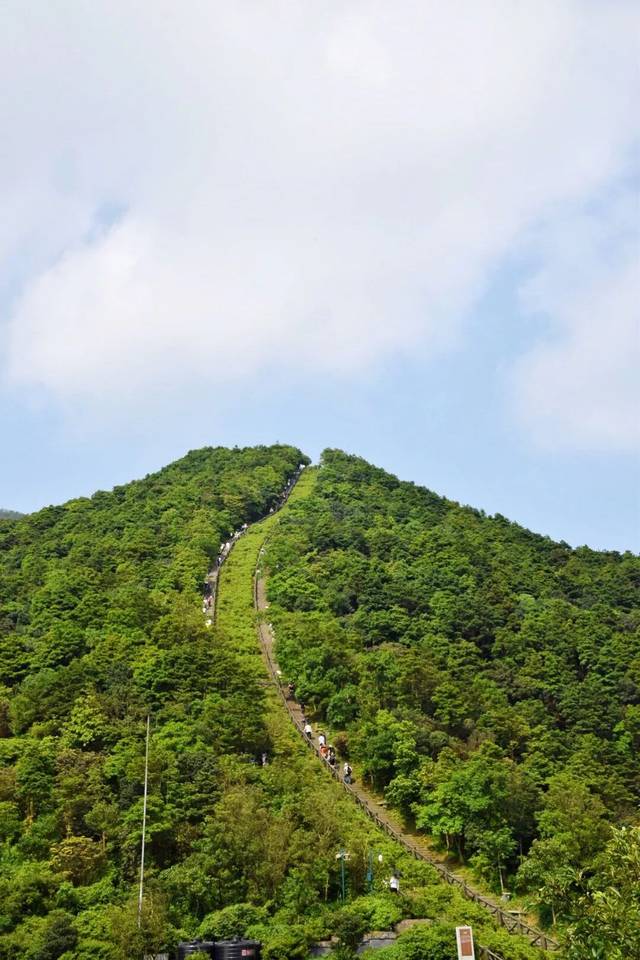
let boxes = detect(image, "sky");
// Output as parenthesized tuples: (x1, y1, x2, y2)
(1, 1, 638, 552)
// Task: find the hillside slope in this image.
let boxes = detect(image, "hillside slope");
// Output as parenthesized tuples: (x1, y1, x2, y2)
(0, 445, 310, 958)
(265, 450, 640, 939)
(0, 448, 545, 960)
(1, 445, 638, 959)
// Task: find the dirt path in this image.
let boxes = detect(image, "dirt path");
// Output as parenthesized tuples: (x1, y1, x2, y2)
(253, 573, 558, 955)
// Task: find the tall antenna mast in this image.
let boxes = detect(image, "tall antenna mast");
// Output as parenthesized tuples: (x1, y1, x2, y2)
(137, 714, 151, 928)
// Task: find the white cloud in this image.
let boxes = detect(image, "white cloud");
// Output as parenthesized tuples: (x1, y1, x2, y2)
(1, 1, 638, 440)
(511, 196, 639, 452)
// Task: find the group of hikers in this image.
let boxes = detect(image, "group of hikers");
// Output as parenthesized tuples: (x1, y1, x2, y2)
(304, 722, 353, 783)
(202, 523, 248, 619)
(290, 685, 354, 784)
(291, 688, 403, 892)
(215, 522, 249, 569)
(269, 467, 304, 513)
(201, 592, 213, 613)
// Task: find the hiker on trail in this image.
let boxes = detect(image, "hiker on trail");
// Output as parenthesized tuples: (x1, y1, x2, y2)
(343, 762, 352, 784)
(320, 743, 328, 759)
(261, 752, 268, 766)
(389, 874, 400, 894)
(304, 721, 312, 739)
(288, 681, 296, 699)
(328, 746, 336, 767)
(318, 733, 326, 748)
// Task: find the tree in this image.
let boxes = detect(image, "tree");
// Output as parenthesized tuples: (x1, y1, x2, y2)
(564, 826, 640, 960)
(104, 895, 168, 960)
(50, 836, 105, 886)
(470, 827, 517, 894)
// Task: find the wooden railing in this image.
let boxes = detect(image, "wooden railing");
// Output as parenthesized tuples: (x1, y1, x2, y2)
(477, 948, 509, 960)
(266, 677, 557, 952)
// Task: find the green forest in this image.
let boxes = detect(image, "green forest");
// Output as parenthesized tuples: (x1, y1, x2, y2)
(0, 445, 638, 960)
(265, 450, 640, 957)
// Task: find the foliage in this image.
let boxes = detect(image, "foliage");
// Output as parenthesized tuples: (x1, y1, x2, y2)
(266, 449, 640, 936)
(361, 923, 459, 960)
(0, 445, 311, 957)
(562, 825, 640, 960)
(3, 442, 627, 957)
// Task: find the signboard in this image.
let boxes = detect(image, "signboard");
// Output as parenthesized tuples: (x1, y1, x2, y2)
(456, 926, 475, 960)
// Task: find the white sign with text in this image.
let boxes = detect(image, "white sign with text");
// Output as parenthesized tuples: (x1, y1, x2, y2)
(456, 926, 475, 960)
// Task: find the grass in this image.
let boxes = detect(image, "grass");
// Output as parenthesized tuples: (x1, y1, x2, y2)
(216, 466, 317, 659)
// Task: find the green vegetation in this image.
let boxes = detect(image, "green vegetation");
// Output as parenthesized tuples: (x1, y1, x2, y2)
(265, 450, 640, 952)
(0, 445, 311, 958)
(205, 479, 541, 960)
(2, 443, 636, 958)
(0, 447, 546, 960)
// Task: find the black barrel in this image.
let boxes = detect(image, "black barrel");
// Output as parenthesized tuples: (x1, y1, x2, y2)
(213, 940, 261, 960)
(176, 942, 215, 959)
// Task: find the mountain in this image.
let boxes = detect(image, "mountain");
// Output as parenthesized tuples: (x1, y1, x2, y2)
(0, 508, 23, 521)
(0, 445, 637, 960)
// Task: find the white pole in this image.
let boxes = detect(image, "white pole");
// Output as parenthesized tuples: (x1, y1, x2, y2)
(138, 714, 150, 928)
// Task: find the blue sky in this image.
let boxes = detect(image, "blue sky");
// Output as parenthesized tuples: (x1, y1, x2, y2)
(1, 1, 638, 552)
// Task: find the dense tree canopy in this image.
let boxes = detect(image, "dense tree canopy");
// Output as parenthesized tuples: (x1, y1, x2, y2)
(265, 450, 640, 938)
(0, 445, 314, 958)
(3, 444, 636, 958)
